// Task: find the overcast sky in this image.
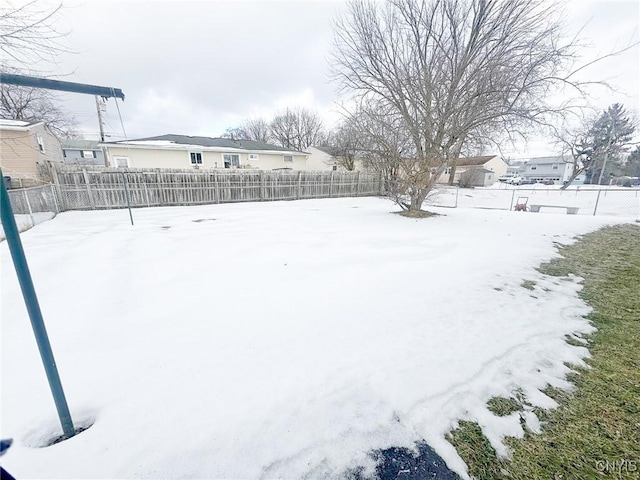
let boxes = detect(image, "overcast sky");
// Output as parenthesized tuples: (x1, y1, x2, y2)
(30, 0, 640, 155)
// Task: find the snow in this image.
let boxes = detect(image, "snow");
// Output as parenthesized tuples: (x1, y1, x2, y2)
(429, 184, 640, 218)
(0, 212, 56, 241)
(1, 198, 630, 479)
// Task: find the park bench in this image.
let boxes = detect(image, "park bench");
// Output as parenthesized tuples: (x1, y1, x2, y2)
(529, 204, 579, 215)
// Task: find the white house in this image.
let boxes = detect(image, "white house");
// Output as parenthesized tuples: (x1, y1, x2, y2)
(306, 145, 369, 172)
(305, 146, 339, 171)
(101, 135, 309, 170)
(0, 119, 63, 187)
(438, 155, 507, 184)
(520, 156, 576, 185)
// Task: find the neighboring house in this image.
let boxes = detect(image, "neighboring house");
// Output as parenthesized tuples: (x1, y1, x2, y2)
(520, 156, 574, 185)
(0, 119, 63, 187)
(306, 145, 368, 172)
(505, 160, 527, 175)
(306, 146, 339, 171)
(101, 135, 308, 170)
(439, 155, 507, 184)
(62, 139, 105, 166)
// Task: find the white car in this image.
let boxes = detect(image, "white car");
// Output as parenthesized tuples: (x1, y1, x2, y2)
(498, 174, 523, 185)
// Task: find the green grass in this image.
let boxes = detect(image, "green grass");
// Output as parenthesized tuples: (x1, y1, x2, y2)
(486, 396, 523, 417)
(448, 224, 640, 480)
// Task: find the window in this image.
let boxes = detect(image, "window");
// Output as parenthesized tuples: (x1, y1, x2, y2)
(190, 152, 203, 165)
(552, 164, 559, 170)
(332, 165, 337, 171)
(444, 167, 451, 175)
(223, 153, 240, 168)
(248, 154, 259, 161)
(530, 166, 537, 170)
(82, 150, 96, 159)
(283, 155, 293, 163)
(36, 135, 45, 153)
(114, 157, 129, 168)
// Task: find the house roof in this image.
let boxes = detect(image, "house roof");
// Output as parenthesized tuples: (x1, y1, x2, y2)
(0, 118, 44, 130)
(525, 156, 565, 165)
(104, 134, 306, 154)
(62, 139, 101, 150)
(312, 145, 341, 156)
(457, 155, 499, 166)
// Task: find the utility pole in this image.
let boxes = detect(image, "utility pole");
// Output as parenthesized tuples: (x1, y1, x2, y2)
(95, 95, 105, 142)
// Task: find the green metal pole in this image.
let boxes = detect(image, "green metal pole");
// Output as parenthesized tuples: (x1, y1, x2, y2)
(0, 169, 75, 438)
(121, 172, 134, 225)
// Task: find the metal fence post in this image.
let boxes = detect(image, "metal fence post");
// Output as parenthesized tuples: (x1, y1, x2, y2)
(509, 189, 516, 211)
(455, 185, 460, 208)
(22, 188, 34, 226)
(121, 172, 134, 225)
(593, 190, 602, 216)
(0, 168, 75, 439)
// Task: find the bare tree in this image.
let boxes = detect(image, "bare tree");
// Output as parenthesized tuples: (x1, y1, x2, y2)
(332, 0, 611, 211)
(243, 118, 271, 143)
(0, 1, 69, 67)
(1, 83, 79, 138)
(330, 119, 363, 171)
(221, 126, 247, 140)
(270, 107, 324, 151)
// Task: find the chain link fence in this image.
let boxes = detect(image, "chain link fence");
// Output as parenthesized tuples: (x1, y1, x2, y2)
(1, 184, 59, 240)
(424, 185, 640, 218)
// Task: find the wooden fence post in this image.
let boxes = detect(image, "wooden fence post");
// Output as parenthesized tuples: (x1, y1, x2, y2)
(260, 170, 264, 201)
(49, 164, 65, 211)
(142, 181, 151, 207)
(297, 170, 302, 200)
(214, 171, 220, 203)
(82, 168, 95, 209)
(329, 171, 334, 198)
(355, 171, 360, 197)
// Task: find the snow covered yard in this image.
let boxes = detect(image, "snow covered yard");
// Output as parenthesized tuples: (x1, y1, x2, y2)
(0, 212, 56, 241)
(0, 198, 630, 479)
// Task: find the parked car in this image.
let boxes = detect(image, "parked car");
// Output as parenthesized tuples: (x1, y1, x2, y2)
(499, 174, 523, 185)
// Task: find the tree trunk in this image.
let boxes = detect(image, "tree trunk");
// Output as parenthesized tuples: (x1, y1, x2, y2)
(448, 164, 457, 185)
(409, 191, 427, 211)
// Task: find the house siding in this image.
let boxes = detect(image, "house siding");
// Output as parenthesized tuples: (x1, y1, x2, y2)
(0, 129, 38, 177)
(63, 148, 105, 165)
(522, 158, 572, 184)
(0, 123, 62, 185)
(306, 147, 336, 171)
(438, 156, 507, 184)
(104, 146, 307, 170)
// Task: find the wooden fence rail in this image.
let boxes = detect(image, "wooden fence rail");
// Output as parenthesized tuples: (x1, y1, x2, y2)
(51, 166, 383, 211)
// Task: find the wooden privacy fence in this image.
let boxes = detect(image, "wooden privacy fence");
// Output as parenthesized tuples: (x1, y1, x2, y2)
(51, 166, 384, 211)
